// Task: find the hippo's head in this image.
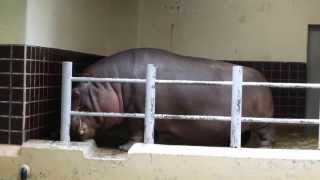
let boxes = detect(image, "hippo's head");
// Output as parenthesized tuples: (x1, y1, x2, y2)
(70, 81, 124, 141)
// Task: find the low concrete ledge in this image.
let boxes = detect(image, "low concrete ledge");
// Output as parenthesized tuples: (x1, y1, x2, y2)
(0, 140, 320, 179)
(22, 140, 127, 160)
(129, 143, 320, 160)
(0, 145, 20, 157)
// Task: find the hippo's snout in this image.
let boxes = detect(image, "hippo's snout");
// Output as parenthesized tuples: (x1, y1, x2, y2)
(79, 128, 85, 136)
(71, 116, 96, 141)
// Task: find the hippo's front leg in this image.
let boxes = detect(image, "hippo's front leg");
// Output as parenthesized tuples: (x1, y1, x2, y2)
(118, 118, 145, 151)
(118, 130, 144, 151)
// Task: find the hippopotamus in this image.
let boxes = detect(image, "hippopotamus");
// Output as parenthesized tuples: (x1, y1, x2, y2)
(71, 48, 274, 150)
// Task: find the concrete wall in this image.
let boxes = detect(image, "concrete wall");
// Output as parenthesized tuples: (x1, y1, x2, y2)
(105, 0, 139, 54)
(137, 0, 320, 62)
(2, 0, 320, 61)
(25, 0, 139, 55)
(0, 0, 26, 44)
(26, 0, 108, 55)
(0, 0, 139, 56)
(1, 140, 320, 180)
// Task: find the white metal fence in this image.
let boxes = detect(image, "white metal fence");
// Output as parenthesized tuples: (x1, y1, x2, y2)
(60, 62, 320, 148)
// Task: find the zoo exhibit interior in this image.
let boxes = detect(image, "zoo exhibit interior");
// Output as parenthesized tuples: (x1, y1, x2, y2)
(1, 0, 320, 179)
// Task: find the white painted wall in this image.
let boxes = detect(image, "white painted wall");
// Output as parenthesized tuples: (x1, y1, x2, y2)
(25, 0, 108, 55)
(25, 0, 139, 55)
(3, 0, 320, 62)
(0, 0, 26, 44)
(105, 0, 139, 54)
(137, 0, 320, 62)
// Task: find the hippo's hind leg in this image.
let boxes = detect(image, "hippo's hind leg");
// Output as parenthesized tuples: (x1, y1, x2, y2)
(255, 124, 275, 148)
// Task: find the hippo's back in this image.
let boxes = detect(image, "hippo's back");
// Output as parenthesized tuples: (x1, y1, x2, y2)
(88, 48, 239, 82)
(89, 48, 272, 114)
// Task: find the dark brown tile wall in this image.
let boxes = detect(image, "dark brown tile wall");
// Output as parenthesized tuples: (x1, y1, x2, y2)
(0, 45, 24, 144)
(24, 46, 103, 142)
(0, 44, 103, 144)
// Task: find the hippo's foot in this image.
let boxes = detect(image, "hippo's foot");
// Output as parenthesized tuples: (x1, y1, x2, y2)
(119, 130, 144, 151)
(256, 124, 274, 149)
(118, 141, 136, 151)
(258, 140, 273, 148)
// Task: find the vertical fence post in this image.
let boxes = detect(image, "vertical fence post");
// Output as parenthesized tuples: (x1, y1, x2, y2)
(60, 62, 72, 143)
(144, 64, 157, 144)
(230, 66, 243, 148)
(318, 97, 320, 149)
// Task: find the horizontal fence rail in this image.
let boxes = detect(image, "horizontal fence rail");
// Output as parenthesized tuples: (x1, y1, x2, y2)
(71, 77, 146, 83)
(243, 82, 320, 89)
(156, 80, 233, 86)
(72, 77, 233, 86)
(242, 117, 320, 125)
(70, 111, 320, 125)
(71, 111, 146, 119)
(61, 61, 320, 149)
(72, 77, 320, 88)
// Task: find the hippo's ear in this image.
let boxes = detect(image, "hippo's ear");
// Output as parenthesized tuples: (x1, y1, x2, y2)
(72, 88, 81, 105)
(71, 88, 81, 109)
(72, 88, 80, 98)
